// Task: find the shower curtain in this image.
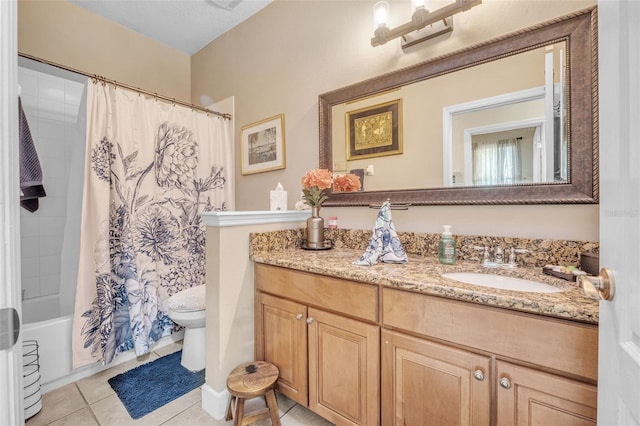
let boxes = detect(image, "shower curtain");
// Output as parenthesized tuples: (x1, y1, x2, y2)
(72, 80, 233, 368)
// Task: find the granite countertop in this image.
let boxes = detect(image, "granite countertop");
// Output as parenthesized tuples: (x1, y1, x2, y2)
(251, 247, 599, 324)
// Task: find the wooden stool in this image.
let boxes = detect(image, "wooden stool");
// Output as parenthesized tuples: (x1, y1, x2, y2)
(225, 361, 281, 426)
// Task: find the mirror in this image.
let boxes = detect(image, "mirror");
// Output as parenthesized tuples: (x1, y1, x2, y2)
(319, 7, 597, 206)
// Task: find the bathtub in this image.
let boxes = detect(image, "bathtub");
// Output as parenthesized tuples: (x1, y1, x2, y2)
(21, 315, 184, 395)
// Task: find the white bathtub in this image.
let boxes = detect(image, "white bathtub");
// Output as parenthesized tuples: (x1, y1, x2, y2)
(21, 315, 184, 394)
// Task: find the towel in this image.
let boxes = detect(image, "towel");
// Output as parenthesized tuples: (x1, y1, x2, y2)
(353, 201, 408, 265)
(19, 97, 46, 212)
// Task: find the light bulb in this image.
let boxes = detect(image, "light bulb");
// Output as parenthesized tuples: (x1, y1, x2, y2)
(373, 1, 390, 29)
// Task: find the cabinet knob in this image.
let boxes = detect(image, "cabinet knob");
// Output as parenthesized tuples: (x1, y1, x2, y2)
(473, 369, 485, 381)
(296, 314, 303, 320)
(306, 317, 314, 324)
(499, 377, 512, 389)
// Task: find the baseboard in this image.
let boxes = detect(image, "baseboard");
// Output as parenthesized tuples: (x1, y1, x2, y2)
(201, 383, 230, 420)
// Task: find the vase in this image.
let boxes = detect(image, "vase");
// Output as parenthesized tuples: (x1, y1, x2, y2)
(306, 206, 325, 248)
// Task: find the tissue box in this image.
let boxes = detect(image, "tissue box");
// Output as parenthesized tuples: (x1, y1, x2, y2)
(270, 190, 287, 211)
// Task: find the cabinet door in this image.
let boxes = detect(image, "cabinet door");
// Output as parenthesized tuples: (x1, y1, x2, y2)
(381, 329, 491, 426)
(308, 307, 380, 426)
(496, 360, 597, 425)
(256, 292, 308, 405)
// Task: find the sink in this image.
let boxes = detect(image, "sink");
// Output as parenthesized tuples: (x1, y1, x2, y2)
(442, 272, 564, 293)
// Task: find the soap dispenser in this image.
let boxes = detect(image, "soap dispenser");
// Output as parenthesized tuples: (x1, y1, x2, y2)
(438, 225, 456, 265)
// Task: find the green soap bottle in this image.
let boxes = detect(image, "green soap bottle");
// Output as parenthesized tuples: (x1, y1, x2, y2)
(438, 225, 456, 265)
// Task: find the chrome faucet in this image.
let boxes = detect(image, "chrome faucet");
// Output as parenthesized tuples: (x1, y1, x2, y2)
(507, 248, 530, 267)
(494, 246, 504, 264)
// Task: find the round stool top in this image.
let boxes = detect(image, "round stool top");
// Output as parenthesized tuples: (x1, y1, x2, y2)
(227, 361, 279, 399)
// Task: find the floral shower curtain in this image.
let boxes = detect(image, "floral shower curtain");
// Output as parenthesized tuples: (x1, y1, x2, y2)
(72, 80, 233, 368)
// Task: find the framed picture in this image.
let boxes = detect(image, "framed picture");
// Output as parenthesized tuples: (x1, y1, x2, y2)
(346, 99, 403, 160)
(241, 114, 286, 175)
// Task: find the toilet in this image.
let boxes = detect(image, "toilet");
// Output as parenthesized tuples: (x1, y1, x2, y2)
(166, 285, 206, 371)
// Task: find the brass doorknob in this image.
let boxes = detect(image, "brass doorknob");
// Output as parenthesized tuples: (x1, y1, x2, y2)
(578, 267, 615, 301)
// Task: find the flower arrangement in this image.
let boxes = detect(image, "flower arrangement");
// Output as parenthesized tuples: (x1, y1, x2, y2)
(301, 168, 362, 209)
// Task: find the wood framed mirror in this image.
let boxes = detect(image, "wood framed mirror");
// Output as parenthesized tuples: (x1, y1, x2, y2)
(319, 7, 597, 206)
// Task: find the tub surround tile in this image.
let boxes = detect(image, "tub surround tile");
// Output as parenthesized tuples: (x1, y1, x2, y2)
(251, 246, 599, 324)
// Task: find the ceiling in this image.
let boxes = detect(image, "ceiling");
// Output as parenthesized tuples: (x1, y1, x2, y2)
(68, 0, 272, 55)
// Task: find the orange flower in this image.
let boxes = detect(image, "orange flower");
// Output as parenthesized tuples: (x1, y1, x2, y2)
(301, 168, 333, 190)
(333, 173, 362, 193)
(301, 168, 361, 208)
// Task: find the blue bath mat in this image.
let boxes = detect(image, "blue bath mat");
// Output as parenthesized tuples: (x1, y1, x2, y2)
(108, 350, 205, 419)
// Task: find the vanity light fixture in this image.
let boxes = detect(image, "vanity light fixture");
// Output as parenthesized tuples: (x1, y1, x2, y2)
(371, 0, 481, 50)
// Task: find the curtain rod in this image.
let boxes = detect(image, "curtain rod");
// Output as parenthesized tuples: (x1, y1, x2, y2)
(18, 52, 232, 120)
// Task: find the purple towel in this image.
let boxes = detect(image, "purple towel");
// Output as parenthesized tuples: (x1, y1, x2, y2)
(19, 97, 46, 212)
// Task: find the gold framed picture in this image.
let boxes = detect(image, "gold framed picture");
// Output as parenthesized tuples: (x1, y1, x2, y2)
(346, 99, 403, 160)
(241, 114, 286, 175)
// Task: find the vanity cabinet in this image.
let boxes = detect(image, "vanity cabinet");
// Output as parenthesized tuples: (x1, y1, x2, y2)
(495, 360, 597, 425)
(255, 264, 380, 426)
(382, 287, 598, 425)
(254, 262, 598, 426)
(381, 329, 491, 425)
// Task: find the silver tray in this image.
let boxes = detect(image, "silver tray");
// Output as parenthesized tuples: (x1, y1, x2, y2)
(300, 240, 333, 250)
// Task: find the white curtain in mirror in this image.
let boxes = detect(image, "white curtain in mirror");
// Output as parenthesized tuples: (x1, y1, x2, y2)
(472, 138, 522, 186)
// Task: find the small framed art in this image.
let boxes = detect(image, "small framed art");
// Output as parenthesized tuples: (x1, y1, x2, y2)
(346, 99, 402, 160)
(241, 114, 286, 175)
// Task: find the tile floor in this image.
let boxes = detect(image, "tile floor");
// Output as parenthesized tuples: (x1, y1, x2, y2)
(25, 342, 334, 426)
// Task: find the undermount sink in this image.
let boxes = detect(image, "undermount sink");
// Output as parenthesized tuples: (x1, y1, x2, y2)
(442, 272, 564, 293)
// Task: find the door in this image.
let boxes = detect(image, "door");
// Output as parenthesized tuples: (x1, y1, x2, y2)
(256, 292, 308, 405)
(308, 307, 379, 426)
(598, 0, 640, 424)
(495, 360, 597, 425)
(381, 329, 491, 426)
(1, 0, 24, 424)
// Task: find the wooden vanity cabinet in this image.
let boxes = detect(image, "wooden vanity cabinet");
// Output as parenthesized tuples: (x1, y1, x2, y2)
(382, 287, 598, 426)
(255, 264, 380, 426)
(258, 293, 308, 404)
(255, 263, 598, 425)
(495, 360, 597, 425)
(382, 329, 492, 425)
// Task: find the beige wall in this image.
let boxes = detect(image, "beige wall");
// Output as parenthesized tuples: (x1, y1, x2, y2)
(192, 0, 598, 242)
(18, 0, 191, 102)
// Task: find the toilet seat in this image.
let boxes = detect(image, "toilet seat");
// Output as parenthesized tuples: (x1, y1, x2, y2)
(167, 285, 205, 312)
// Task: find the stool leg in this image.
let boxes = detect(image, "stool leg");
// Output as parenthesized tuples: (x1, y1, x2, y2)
(225, 395, 235, 421)
(265, 389, 281, 426)
(234, 398, 245, 426)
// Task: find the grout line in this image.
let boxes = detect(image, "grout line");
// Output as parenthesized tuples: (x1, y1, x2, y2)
(157, 399, 201, 425)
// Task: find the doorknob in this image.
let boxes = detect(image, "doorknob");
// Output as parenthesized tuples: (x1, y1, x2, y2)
(578, 268, 615, 301)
